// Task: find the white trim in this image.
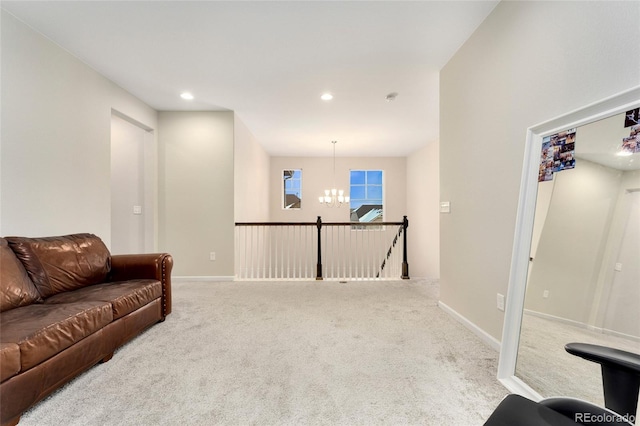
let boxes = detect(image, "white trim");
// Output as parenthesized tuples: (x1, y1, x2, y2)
(596, 328, 640, 343)
(525, 309, 640, 343)
(438, 301, 501, 352)
(173, 276, 235, 282)
(498, 375, 543, 402)
(498, 86, 640, 391)
(524, 309, 589, 329)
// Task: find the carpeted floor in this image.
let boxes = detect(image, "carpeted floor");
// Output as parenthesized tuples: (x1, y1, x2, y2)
(20, 279, 508, 425)
(517, 311, 640, 407)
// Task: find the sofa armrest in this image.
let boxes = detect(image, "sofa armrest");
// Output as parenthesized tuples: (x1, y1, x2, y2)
(109, 253, 173, 317)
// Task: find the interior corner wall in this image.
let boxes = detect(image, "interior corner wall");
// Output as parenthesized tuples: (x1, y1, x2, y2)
(158, 111, 234, 277)
(439, 1, 640, 342)
(406, 142, 440, 279)
(597, 169, 640, 336)
(525, 160, 622, 323)
(0, 10, 157, 246)
(234, 113, 270, 222)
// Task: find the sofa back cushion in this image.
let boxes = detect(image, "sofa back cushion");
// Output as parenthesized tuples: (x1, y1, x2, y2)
(6, 234, 111, 298)
(0, 238, 42, 312)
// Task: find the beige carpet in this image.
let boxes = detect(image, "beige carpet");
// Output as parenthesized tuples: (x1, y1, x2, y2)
(20, 279, 508, 425)
(517, 311, 640, 408)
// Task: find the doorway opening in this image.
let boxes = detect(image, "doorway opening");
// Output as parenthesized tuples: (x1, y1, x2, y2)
(110, 110, 156, 254)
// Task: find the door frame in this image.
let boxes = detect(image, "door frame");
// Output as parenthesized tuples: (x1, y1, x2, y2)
(110, 109, 157, 253)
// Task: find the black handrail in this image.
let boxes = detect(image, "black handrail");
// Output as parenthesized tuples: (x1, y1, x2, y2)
(402, 216, 409, 279)
(235, 221, 405, 227)
(316, 216, 323, 280)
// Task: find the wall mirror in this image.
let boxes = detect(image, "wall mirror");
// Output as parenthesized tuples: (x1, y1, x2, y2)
(498, 87, 640, 407)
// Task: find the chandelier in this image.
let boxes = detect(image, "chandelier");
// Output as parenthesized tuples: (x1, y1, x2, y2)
(319, 141, 349, 207)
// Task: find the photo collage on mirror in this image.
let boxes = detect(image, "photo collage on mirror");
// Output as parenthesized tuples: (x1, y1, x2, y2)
(539, 128, 576, 182)
(622, 108, 640, 154)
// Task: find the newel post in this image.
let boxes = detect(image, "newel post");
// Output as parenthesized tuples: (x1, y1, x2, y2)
(316, 216, 323, 280)
(401, 215, 410, 279)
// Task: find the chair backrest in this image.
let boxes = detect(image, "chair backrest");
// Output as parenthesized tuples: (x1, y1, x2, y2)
(565, 342, 640, 420)
(541, 397, 634, 426)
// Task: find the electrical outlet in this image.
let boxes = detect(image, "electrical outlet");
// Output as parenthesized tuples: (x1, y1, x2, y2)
(614, 263, 623, 272)
(209, 252, 216, 261)
(497, 293, 505, 311)
(543, 290, 549, 298)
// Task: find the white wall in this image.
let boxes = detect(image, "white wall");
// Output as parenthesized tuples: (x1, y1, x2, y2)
(158, 111, 234, 277)
(110, 113, 146, 254)
(1, 11, 157, 246)
(234, 114, 270, 222)
(525, 160, 622, 323)
(407, 141, 440, 279)
(525, 165, 640, 340)
(440, 1, 640, 341)
(269, 156, 407, 224)
(600, 170, 640, 337)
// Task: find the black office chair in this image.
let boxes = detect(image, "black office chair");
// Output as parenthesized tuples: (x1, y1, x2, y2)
(484, 343, 640, 426)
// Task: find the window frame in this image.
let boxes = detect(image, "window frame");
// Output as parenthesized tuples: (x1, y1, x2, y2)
(282, 169, 302, 210)
(349, 169, 384, 224)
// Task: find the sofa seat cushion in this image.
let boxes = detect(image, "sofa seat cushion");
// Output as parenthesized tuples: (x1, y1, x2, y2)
(0, 343, 20, 382)
(0, 238, 42, 312)
(45, 279, 162, 320)
(6, 234, 111, 298)
(0, 302, 113, 371)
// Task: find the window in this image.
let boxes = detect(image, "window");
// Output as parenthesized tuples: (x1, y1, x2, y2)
(350, 170, 383, 222)
(283, 169, 302, 209)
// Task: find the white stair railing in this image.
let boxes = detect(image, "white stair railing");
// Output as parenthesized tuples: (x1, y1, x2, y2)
(235, 217, 409, 281)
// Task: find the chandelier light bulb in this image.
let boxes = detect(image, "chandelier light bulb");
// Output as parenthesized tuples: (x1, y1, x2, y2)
(319, 140, 350, 208)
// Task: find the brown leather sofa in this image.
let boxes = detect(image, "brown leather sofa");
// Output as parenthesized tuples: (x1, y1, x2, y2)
(0, 233, 173, 426)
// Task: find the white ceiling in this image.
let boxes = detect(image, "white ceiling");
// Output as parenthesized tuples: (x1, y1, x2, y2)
(576, 112, 640, 171)
(2, 1, 499, 157)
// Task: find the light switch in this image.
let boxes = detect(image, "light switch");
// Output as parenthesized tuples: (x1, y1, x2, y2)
(440, 201, 451, 214)
(497, 293, 505, 311)
(133, 205, 142, 215)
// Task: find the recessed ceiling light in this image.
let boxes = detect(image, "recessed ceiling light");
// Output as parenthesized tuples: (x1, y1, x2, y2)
(321, 93, 333, 101)
(180, 92, 194, 100)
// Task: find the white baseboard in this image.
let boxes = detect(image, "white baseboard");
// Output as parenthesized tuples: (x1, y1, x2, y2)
(524, 309, 587, 329)
(173, 276, 235, 282)
(596, 328, 640, 343)
(438, 301, 501, 352)
(524, 309, 640, 343)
